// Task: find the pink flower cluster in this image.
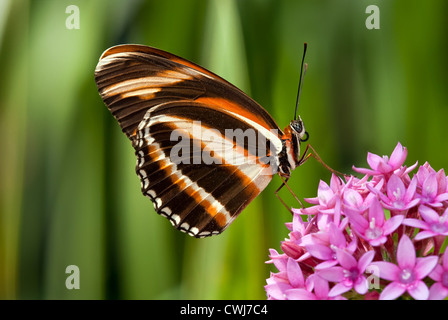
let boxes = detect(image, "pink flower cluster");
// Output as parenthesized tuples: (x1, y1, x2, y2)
(265, 143, 448, 300)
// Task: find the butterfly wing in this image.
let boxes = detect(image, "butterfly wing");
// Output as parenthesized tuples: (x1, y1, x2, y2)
(95, 45, 284, 237)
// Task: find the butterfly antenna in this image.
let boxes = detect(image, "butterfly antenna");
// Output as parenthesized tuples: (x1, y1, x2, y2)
(294, 43, 308, 121)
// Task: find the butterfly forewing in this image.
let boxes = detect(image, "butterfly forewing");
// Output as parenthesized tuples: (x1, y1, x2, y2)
(95, 45, 285, 237)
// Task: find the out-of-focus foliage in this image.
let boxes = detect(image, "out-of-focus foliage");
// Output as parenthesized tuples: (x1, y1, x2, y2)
(1, 0, 447, 299)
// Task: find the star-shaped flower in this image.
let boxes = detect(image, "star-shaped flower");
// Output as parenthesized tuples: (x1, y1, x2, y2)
(317, 250, 375, 296)
(371, 235, 438, 300)
(403, 205, 448, 240)
(345, 197, 403, 246)
(353, 142, 408, 177)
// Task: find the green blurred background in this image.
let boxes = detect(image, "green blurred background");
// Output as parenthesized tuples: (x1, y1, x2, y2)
(1, 0, 447, 299)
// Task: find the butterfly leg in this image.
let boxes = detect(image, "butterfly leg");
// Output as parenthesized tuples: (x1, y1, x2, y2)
(275, 175, 305, 214)
(298, 144, 347, 178)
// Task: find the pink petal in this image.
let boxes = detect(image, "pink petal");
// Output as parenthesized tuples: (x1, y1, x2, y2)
(387, 174, 406, 202)
(345, 208, 369, 232)
(358, 251, 375, 272)
(285, 288, 316, 300)
(306, 244, 333, 260)
(328, 282, 351, 297)
(368, 236, 387, 247)
(292, 214, 307, 233)
(332, 197, 342, 226)
(352, 166, 378, 176)
(368, 197, 385, 226)
(414, 256, 439, 279)
(402, 218, 428, 229)
(354, 276, 369, 295)
(417, 165, 429, 186)
(404, 160, 419, 176)
(377, 159, 392, 173)
(328, 223, 346, 247)
(317, 180, 333, 205)
(380, 282, 406, 300)
(407, 280, 429, 300)
(297, 252, 312, 262)
(428, 264, 443, 282)
(287, 258, 305, 288)
(330, 174, 343, 192)
(336, 249, 357, 269)
(315, 259, 339, 271)
(268, 249, 287, 271)
(397, 235, 416, 269)
(318, 267, 345, 282)
(343, 189, 364, 209)
(422, 173, 438, 199)
(346, 234, 358, 253)
(382, 215, 404, 235)
(317, 213, 331, 231)
(389, 142, 407, 168)
(309, 231, 329, 245)
(366, 152, 384, 171)
(404, 176, 418, 202)
(428, 282, 448, 300)
(414, 230, 437, 240)
(419, 205, 441, 224)
(371, 261, 400, 281)
(435, 192, 448, 203)
(265, 282, 290, 300)
(403, 198, 421, 210)
(313, 276, 330, 298)
(436, 169, 447, 194)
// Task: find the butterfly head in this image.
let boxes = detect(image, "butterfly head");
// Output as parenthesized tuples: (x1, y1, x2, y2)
(289, 117, 308, 143)
(279, 116, 308, 176)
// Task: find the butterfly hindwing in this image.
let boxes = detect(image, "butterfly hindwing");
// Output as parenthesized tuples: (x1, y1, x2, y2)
(133, 100, 278, 237)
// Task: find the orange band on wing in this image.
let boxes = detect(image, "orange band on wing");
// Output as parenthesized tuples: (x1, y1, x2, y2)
(195, 97, 274, 131)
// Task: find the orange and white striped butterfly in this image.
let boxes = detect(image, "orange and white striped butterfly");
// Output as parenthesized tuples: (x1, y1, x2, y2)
(95, 44, 309, 237)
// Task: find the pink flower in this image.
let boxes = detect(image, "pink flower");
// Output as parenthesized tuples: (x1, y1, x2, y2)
(343, 188, 368, 212)
(345, 197, 403, 246)
(374, 174, 420, 211)
(285, 275, 346, 300)
(428, 249, 448, 300)
(403, 206, 448, 240)
(416, 163, 448, 198)
(415, 171, 448, 207)
(304, 175, 343, 215)
(265, 143, 448, 300)
(318, 250, 375, 296)
(353, 142, 408, 177)
(265, 252, 304, 300)
(305, 222, 357, 270)
(371, 235, 438, 300)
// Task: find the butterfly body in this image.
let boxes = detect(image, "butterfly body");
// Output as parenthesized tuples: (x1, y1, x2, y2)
(95, 45, 307, 237)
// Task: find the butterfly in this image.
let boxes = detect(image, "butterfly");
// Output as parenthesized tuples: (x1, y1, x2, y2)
(95, 44, 310, 238)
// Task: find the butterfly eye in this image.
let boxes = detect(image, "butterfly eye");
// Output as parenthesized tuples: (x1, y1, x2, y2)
(290, 120, 304, 135)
